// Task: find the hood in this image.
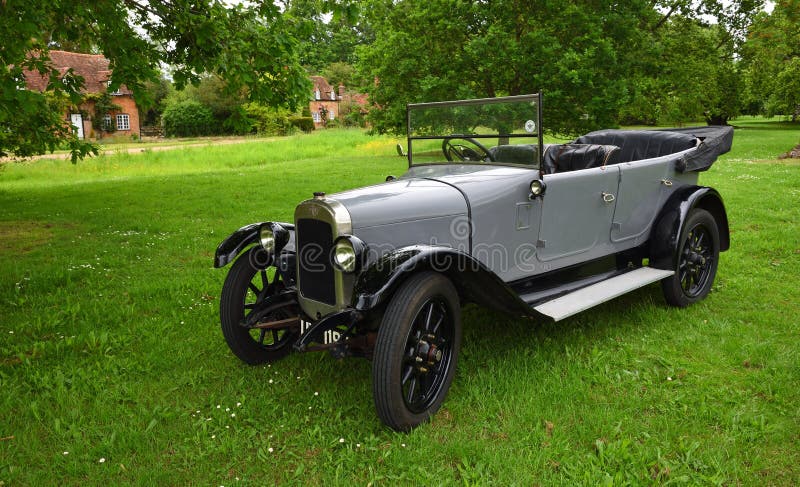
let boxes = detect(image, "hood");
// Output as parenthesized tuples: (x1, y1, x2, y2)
(331, 178, 468, 229)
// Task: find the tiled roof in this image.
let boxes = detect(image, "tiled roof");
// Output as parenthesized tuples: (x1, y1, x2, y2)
(310, 75, 333, 96)
(23, 50, 132, 95)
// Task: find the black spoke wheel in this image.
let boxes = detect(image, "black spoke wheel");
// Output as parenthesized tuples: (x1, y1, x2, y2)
(372, 272, 462, 431)
(220, 247, 298, 364)
(442, 137, 494, 162)
(661, 209, 720, 307)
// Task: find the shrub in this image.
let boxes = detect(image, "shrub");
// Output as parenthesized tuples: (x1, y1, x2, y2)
(289, 116, 315, 133)
(243, 103, 296, 136)
(162, 100, 214, 137)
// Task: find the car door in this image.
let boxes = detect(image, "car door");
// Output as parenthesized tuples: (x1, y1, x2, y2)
(610, 159, 670, 244)
(536, 166, 620, 264)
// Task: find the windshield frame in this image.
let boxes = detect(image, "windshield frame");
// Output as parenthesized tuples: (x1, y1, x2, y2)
(405, 92, 543, 169)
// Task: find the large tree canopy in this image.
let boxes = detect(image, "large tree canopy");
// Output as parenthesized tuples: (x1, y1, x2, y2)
(741, 0, 800, 120)
(0, 0, 325, 160)
(358, 0, 654, 136)
(357, 0, 764, 135)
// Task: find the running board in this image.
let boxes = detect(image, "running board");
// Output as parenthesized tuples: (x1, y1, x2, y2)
(533, 267, 674, 321)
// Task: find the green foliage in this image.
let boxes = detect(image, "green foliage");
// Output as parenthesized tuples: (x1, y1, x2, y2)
(624, 18, 742, 126)
(358, 0, 653, 136)
(161, 101, 214, 137)
(357, 0, 765, 133)
(320, 62, 358, 90)
(242, 103, 297, 136)
(140, 77, 174, 126)
(741, 0, 800, 120)
(289, 116, 315, 132)
(288, 0, 374, 72)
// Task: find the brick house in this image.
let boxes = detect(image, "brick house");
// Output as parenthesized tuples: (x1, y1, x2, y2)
(22, 50, 140, 139)
(309, 75, 368, 128)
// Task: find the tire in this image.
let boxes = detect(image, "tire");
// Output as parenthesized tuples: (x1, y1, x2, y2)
(220, 247, 296, 364)
(661, 208, 720, 307)
(372, 272, 462, 431)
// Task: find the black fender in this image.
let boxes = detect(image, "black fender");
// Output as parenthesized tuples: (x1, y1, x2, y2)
(352, 245, 540, 318)
(649, 186, 730, 270)
(213, 222, 294, 268)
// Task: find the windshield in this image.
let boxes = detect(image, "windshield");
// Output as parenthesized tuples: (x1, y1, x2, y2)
(406, 93, 542, 168)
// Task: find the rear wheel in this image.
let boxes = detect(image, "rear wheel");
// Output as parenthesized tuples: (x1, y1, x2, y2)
(372, 272, 462, 431)
(661, 209, 720, 307)
(220, 247, 297, 364)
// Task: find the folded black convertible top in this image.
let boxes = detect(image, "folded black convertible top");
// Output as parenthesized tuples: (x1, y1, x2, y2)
(660, 125, 734, 172)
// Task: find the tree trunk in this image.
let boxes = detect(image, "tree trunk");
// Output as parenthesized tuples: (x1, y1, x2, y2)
(705, 114, 729, 126)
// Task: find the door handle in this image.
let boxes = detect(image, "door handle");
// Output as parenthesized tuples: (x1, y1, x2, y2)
(602, 192, 615, 203)
(661, 178, 673, 186)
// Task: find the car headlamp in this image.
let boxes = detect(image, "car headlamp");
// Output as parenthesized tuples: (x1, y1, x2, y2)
(258, 222, 290, 254)
(332, 235, 366, 273)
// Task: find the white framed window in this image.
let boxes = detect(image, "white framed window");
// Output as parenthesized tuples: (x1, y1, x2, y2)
(330, 91, 336, 100)
(315, 89, 321, 100)
(312, 111, 321, 123)
(102, 115, 112, 130)
(328, 109, 335, 120)
(116, 114, 130, 131)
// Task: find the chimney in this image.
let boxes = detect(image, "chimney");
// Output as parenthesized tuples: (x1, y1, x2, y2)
(338, 84, 345, 98)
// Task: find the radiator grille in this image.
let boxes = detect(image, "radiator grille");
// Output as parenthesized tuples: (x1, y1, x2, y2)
(296, 218, 336, 305)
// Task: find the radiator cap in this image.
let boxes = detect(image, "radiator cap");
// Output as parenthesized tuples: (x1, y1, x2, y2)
(313, 192, 326, 200)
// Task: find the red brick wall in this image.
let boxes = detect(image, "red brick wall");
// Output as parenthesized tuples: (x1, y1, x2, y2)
(110, 96, 140, 137)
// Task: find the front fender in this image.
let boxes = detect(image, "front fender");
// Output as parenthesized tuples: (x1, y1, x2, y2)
(214, 222, 294, 268)
(353, 245, 539, 318)
(649, 186, 730, 270)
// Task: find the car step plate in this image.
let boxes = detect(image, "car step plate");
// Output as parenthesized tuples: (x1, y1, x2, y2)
(533, 267, 675, 321)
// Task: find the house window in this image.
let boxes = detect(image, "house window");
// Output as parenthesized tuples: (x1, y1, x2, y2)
(328, 109, 335, 120)
(116, 114, 130, 131)
(102, 115, 112, 130)
(330, 91, 336, 100)
(312, 111, 321, 123)
(315, 89, 321, 100)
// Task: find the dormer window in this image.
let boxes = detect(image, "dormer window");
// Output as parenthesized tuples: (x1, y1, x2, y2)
(315, 89, 321, 100)
(330, 91, 336, 100)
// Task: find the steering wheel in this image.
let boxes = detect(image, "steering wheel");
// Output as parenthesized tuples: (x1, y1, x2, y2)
(442, 137, 495, 162)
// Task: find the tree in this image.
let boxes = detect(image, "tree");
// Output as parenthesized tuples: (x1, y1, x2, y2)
(623, 17, 742, 126)
(140, 76, 174, 127)
(1, 0, 330, 160)
(741, 0, 800, 120)
(357, 0, 765, 134)
(358, 0, 657, 136)
(287, 0, 373, 73)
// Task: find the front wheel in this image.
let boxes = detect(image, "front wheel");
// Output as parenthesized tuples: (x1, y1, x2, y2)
(220, 247, 297, 364)
(372, 272, 462, 431)
(661, 209, 720, 307)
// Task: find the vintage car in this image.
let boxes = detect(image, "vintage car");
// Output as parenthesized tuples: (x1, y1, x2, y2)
(214, 93, 733, 431)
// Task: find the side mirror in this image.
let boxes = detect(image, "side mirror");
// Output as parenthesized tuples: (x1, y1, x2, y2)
(396, 144, 406, 157)
(529, 179, 546, 200)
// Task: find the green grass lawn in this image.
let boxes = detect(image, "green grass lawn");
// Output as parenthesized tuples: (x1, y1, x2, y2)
(1, 123, 799, 485)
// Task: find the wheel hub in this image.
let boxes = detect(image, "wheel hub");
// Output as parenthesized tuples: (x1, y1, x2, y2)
(415, 338, 443, 372)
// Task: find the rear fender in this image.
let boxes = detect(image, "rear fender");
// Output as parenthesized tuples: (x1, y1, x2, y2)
(353, 245, 538, 318)
(649, 186, 729, 269)
(214, 222, 294, 268)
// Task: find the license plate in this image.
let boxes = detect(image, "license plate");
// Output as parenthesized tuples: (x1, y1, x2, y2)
(300, 319, 342, 345)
